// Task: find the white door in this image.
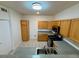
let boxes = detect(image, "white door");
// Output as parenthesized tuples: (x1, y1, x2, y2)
(0, 20, 12, 55)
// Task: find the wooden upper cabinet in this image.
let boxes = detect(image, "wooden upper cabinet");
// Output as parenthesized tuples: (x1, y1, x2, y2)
(38, 21, 48, 29)
(60, 20, 71, 37)
(21, 20, 29, 41)
(53, 21, 61, 26)
(48, 21, 53, 29)
(48, 21, 61, 29)
(69, 19, 79, 43)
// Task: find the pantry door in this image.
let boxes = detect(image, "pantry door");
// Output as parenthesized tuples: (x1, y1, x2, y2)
(21, 20, 29, 41)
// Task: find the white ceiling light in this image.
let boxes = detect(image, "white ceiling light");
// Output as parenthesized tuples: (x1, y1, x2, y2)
(32, 2, 42, 10)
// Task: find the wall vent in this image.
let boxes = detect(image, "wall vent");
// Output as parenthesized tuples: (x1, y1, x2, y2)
(0, 7, 7, 12)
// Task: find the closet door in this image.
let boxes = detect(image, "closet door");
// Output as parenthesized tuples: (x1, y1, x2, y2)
(60, 20, 71, 37)
(21, 20, 29, 41)
(0, 20, 11, 54)
(69, 19, 79, 43)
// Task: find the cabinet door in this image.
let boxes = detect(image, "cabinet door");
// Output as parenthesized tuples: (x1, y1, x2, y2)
(38, 34, 48, 41)
(69, 19, 79, 43)
(60, 20, 71, 37)
(48, 21, 54, 29)
(53, 21, 61, 26)
(48, 21, 60, 29)
(38, 21, 48, 29)
(21, 20, 29, 41)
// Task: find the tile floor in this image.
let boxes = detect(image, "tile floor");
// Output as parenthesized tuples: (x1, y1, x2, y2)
(0, 39, 79, 58)
(12, 39, 79, 58)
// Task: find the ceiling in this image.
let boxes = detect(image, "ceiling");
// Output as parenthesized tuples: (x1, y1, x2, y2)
(0, 1, 79, 15)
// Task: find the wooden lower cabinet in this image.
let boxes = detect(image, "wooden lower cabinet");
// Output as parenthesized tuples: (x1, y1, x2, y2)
(69, 19, 79, 43)
(38, 34, 48, 41)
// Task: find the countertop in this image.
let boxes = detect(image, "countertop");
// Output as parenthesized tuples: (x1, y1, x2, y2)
(38, 30, 55, 35)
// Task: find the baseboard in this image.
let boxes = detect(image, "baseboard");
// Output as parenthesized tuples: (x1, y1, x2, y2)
(63, 38, 79, 51)
(9, 41, 22, 55)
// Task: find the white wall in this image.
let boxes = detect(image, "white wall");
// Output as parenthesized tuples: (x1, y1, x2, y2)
(0, 5, 9, 20)
(0, 4, 22, 51)
(22, 15, 54, 40)
(54, 3, 79, 19)
(9, 8, 22, 50)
